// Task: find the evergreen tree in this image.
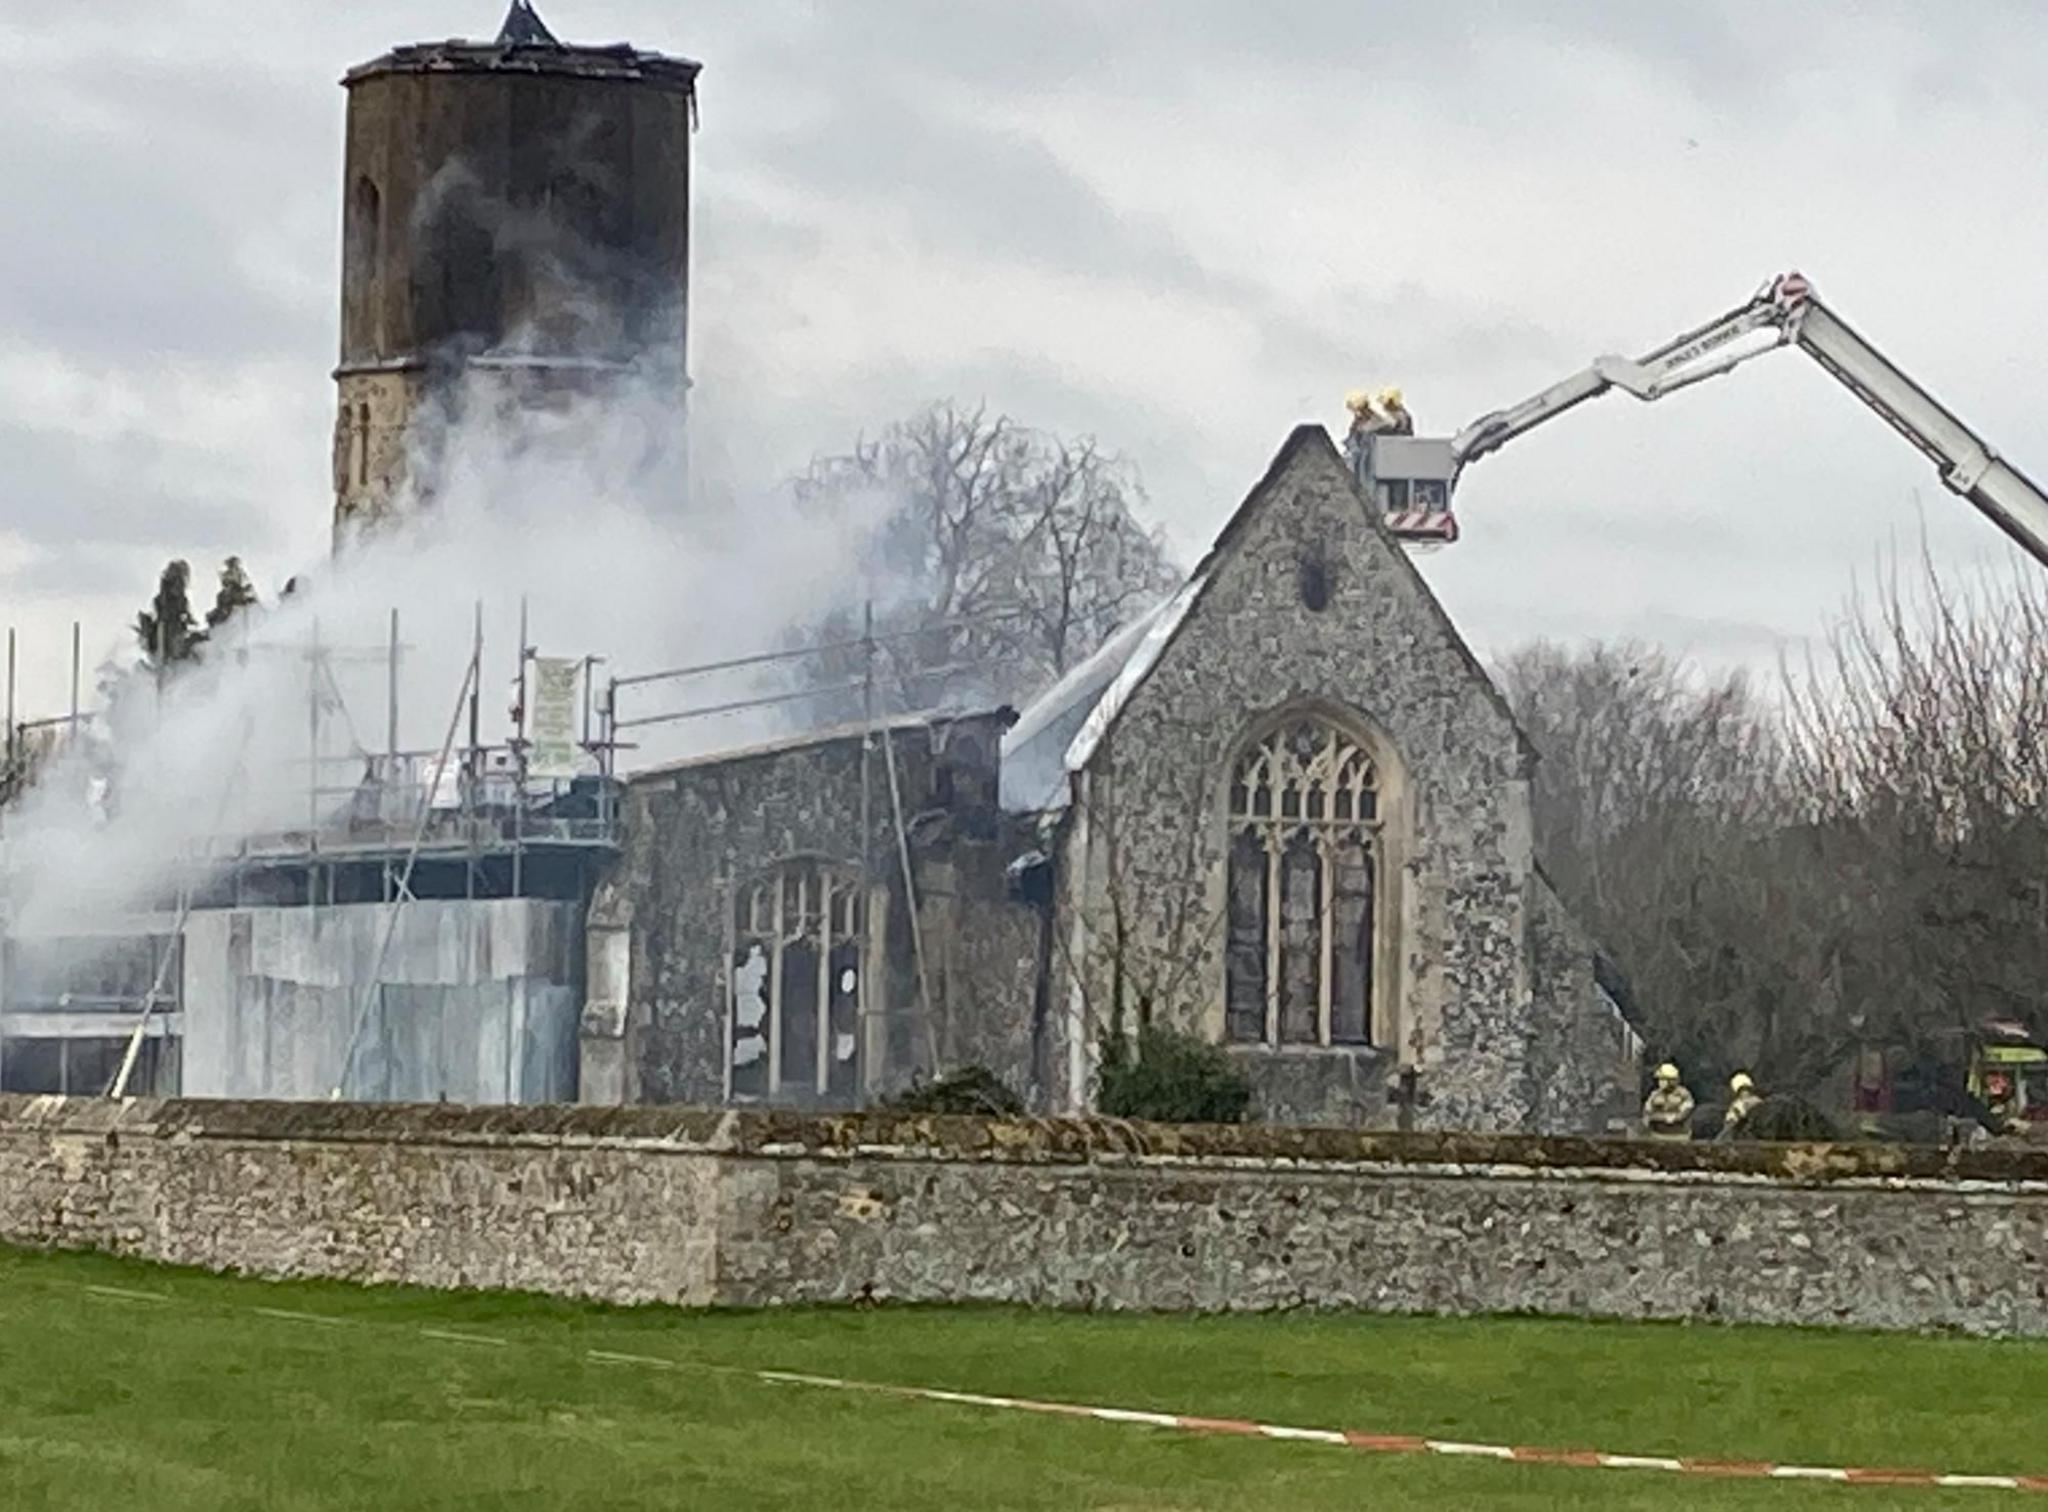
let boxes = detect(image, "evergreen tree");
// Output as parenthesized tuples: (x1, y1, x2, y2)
(134, 559, 204, 669)
(205, 555, 259, 631)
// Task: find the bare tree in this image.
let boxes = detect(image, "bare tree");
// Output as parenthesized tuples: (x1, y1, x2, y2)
(788, 402, 1179, 715)
(1506, 549, 2048, 1107)
(1499, 642, 1783, 923)
(1499, 641, 1845, 1094)
(1783, 549, 2048, 1056)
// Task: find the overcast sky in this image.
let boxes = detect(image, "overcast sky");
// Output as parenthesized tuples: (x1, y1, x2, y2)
(4, 0, 2047, 717)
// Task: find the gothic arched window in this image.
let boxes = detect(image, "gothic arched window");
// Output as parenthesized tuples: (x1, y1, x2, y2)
(349, 176, 384, 354)
(1224, 714, 1383, 1047)
(350, 176, 382, 273)
(729, 859, 863, 1101)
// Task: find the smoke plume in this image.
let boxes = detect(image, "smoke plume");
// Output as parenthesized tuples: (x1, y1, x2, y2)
(0, 345, 895, 938)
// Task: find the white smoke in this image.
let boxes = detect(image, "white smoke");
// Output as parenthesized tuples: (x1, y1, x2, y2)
(0, 353, 897, 938)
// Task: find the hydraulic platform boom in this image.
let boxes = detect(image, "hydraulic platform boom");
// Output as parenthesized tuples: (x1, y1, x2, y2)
(1367, 272, 2048, 568)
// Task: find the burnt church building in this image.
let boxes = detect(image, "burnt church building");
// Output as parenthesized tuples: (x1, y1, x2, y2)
(583, 428, 1642, 1132)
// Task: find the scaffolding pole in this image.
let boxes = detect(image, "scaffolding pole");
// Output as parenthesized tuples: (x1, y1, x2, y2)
(881, 723, 940, 1073)
(610, 607, 1029, 692)
(331, 646, 481, 1101)
(307, 616, 322, 912)
(515, 595, 530, 755)
(466, 601, 481, 901)
(513, 594, 529, 899)
(4, 626, 14, 777)
(104, 892, 194, 1099)
(387, 608, 401, 761)
(858, 599, 874, 915)
(107, 720, 257, 1099)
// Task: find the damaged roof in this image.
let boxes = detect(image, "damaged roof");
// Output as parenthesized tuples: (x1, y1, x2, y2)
(630, 707, 1014, 785)
(997, 427, 1343, 814)
(998, 578, 1204, 814)
(1000, 424, 1539, 813)
(999, 427, 1346, 815)
(345, 4, 701, 92)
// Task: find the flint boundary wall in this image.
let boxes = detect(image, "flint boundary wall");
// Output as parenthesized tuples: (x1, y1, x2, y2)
(1, 1095, 2044, 1336)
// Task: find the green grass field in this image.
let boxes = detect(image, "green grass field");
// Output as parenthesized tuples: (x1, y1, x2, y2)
(2, 1245, 2045, 1509)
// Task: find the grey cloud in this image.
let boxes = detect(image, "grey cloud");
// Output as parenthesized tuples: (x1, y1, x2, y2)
(6, 0, 2048, 690)
(0, 61, 329, 360)
(731, 0, 2048, 129)
(0, 420, 274, 554)
(0, 542, 165, 602)
(733, 2, 1710, 104)
(726, 1, 1121, 96)
(695, 193, 827, 265)
(1255, 281, 1575, 393)
(1468, 607, 1797, 681)
(743, 81, 1250, 302)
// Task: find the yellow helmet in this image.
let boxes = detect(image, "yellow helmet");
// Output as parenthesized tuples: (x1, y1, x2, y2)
(1376, 385, 1405, 409)
(1344, 389, 1374, 414)
(1730, 1072, 1754, 1094)
(1654, 1062, 1679, 1083)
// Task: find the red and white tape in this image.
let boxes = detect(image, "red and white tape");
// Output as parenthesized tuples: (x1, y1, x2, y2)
(754, 1368, 2048, 1494)
(67, 1280, 2048, 1494)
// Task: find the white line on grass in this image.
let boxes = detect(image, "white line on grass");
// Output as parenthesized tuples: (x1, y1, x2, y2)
(82, 1284, 167, 1303)
(419, 1327, 509, 1349)
(252, 1306, 352, 1327)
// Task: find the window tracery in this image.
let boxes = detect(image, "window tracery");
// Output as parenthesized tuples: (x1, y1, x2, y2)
(729, 859, 863, 1099)
(1224, 715, 1383, 1047)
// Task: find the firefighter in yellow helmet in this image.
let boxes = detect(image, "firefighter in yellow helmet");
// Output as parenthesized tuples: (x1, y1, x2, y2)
(1342, 389, 1384, 478)
(1642, 1062, 1695, 1141)
(1719, 1071, 1764, 1141)
(1344, 389, 1381, 444)
(1375, 385, 1414, 436)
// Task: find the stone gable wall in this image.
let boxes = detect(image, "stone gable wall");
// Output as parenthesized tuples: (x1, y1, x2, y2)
(3, 1097, 2044, 1337)
(1063, 433, 1562, 1129)
(1525, 876, 1641, 1131)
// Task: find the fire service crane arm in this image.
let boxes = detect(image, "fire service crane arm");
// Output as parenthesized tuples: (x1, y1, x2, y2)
(1448, 281, 1789, 470)
(1446, 272, 2048, 571)
(1793, 296, 2048, 571)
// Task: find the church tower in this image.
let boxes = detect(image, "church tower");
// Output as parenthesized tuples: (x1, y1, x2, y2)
(332, 2, 699, 542)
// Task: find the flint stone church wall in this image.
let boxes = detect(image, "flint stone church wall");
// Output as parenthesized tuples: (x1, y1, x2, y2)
(3, 1095, 2044, 1337)
(583, 710, 1039, 1110)
(1051, 430, 1633, 1129)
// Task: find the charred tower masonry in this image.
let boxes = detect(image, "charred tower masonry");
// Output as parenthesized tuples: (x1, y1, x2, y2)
(332, 2, 699, 541)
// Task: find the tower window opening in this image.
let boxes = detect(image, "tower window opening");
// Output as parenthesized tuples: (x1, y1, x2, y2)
(354, 403, 371, 488)
(349, 176, 383, 354)
(350, 176, 383, 272)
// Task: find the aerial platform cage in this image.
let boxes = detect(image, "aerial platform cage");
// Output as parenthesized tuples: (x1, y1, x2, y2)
(1348, 434, 1460, 548)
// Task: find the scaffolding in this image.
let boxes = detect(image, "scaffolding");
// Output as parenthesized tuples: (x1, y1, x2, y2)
(1, 598, 1022, 1102)
(0, 604, 624, 1100)
(0, 622, 89, 810)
